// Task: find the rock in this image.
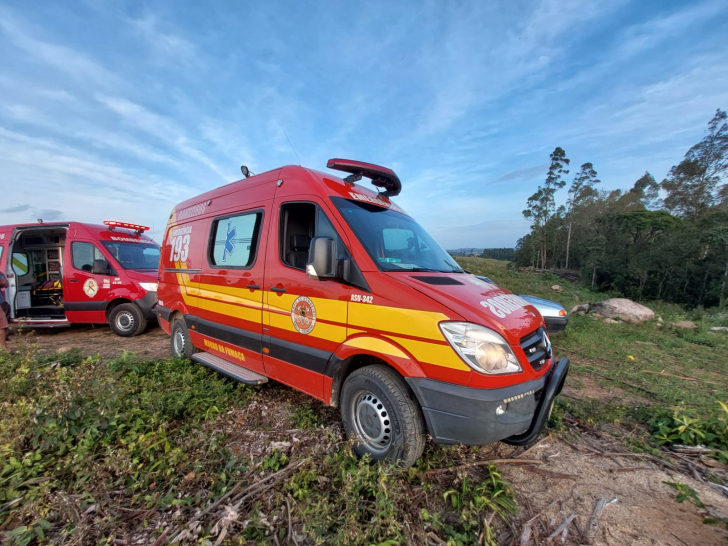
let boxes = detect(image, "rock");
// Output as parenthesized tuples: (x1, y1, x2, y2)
(667, 321, 698, 330)
(603, 318, 620, 324)
(57, 346, 74, 353)
(271, 441, 292, 452)
(710, 327, 728, 334)
(589, 298, 655, 324)
(570, 304, 589, 315)
(658, 316, 664, 323)
(551, 285, 563, 292)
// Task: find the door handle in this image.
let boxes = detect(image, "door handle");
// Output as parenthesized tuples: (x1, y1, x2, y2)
(270, 286, 287, 293)
(246, 283, 260, 290)
(69, 279, 79, 283)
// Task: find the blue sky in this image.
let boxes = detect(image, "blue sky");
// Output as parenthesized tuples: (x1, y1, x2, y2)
(1, 0, 727, 248)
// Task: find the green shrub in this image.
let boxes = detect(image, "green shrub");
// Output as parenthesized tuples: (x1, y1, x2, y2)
(648, 402, 728, 461)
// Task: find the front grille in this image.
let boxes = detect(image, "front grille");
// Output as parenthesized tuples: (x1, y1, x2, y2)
(520, 327, 552, 371)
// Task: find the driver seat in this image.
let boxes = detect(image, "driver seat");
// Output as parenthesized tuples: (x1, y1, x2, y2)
(287, 234, 311, 269)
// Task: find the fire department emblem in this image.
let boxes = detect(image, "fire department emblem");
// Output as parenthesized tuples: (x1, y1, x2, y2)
(291, 296, 316, 335)
(83, 278, 98, 297)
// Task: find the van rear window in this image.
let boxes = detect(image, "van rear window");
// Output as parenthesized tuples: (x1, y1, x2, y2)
(209, 212, 262, 268)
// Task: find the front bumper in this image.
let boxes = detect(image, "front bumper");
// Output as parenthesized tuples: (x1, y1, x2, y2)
(544, 316, 568, 334)
(405, 357, 570, 446)
(136, 291, 159, 320)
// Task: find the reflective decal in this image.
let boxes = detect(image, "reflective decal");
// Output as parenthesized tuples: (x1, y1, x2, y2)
(222, 221, 236, 262)
(83, 278, 99, 297)
(479, 294, 529, 319)
(291, 296, 316, 334)
(102, 278, 110, 289)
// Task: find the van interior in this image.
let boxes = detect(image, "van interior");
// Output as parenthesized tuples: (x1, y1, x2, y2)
(280, 203, 316, 269)
(10, 227, 68, 320)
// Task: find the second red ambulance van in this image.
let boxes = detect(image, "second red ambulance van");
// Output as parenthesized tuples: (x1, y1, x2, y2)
(0, 221, 160, 336)
(157, 160, 569, 467)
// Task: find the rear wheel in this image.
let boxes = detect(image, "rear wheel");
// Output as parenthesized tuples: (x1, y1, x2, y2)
(340, 365, 425, 468)
(109, 303, 146, 337)
(170, 318, 199, 359)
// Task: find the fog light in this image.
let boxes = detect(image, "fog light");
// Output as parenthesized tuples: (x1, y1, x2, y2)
(496, 404, 507, 415)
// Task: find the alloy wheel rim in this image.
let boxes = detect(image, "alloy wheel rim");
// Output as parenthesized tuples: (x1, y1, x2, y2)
(351, 391, 392, 453)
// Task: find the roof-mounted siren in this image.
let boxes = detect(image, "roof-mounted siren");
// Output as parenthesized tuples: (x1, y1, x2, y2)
(103, 220, 150, 236)
(326, 158, 402, 198)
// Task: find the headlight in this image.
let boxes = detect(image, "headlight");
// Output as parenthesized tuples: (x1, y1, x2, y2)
(139, 282, 158, 292)
(440, 322, 522, 375)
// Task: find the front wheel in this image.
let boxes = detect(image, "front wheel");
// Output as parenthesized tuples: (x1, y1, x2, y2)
(340, 365, 425, 468)
(108, 303, 146, 337)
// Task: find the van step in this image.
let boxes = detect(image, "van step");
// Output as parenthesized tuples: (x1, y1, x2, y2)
(191, 352, 268, 385)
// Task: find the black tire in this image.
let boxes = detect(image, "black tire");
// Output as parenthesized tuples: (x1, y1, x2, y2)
(340, 365, 425, 468)
(170, 318, 199, 359)
(108, 303, 146, 337)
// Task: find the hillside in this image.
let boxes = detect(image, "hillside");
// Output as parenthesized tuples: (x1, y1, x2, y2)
(1, 261, 727, 544)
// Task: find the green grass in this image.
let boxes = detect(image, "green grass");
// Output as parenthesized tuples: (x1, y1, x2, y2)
(2, 259, 727, 542)
(0, 344, 516, 545)
(458, 257, 728, 455)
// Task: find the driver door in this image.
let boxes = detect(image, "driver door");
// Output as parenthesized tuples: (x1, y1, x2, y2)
(64, 241, 116, 323)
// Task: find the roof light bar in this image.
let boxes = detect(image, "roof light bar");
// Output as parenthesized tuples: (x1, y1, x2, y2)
(327, 158, 402, 198)
(103, 221, 150, 234)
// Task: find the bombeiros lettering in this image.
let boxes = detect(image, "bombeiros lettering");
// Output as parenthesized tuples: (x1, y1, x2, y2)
(176, 203, 206, 221)
(479, 294, 529, 318)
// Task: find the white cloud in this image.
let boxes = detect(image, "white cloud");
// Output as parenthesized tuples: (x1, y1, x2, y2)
(128, 13, 199, 66)
(0, 8, 121, 88)
(95, 95, 229, 179)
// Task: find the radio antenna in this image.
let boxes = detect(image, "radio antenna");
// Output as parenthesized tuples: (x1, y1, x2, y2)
(282, 128, 301, 166)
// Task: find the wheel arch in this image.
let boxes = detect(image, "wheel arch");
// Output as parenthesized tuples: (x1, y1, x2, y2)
(326, 336, 426, 407)
(105, 297, 133, 320)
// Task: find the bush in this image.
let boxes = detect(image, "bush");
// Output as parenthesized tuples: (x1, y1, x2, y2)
(648, 402, 728, 462)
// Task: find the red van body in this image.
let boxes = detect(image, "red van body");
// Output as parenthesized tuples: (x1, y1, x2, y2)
(157, 161, 569, 466)
(0, 221, 160, 336)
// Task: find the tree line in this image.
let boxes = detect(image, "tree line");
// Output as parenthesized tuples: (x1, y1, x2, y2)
(514, 109, 728, 308)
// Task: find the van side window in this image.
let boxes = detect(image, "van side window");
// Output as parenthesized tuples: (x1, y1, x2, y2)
(280, 203, 344, 270)
(280, 203, 316, 270)
(209, 212, 262, 268)
(72, 242, 110, 274)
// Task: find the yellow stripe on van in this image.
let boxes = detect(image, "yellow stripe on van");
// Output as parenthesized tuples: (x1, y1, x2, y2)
(197, 284, 264, 308)
(384, 335, 470, 371)
(348, 302, 448, 340)
(343, 337, 408, 359)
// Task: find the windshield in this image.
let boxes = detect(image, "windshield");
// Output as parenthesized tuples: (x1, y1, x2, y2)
(101, 241, 160, 270)
(331, 197, 463, 273)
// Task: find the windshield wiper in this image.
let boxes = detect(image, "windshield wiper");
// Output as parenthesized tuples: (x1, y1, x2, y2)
(443, 260, 464, 273)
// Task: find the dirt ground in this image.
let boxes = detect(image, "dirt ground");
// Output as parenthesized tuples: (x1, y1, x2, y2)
(7, 325, 728, 545)
(8, 322, 171, 360)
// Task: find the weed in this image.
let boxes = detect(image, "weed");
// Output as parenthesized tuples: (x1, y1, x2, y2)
(649, 402, 728, 462)
(293, 404, 324, 429)
(664, 481, 704, 508)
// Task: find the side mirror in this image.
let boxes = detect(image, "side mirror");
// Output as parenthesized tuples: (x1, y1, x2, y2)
(306, 237, 337, 280)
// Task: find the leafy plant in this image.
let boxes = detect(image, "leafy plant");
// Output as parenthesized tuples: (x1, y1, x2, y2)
(664, 481, 704, 508)
(648, 402, 728, 462)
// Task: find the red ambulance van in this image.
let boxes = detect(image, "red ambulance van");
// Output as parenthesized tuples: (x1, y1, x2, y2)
(157, 160, 569, 467)
(0, 221, 160, 336)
